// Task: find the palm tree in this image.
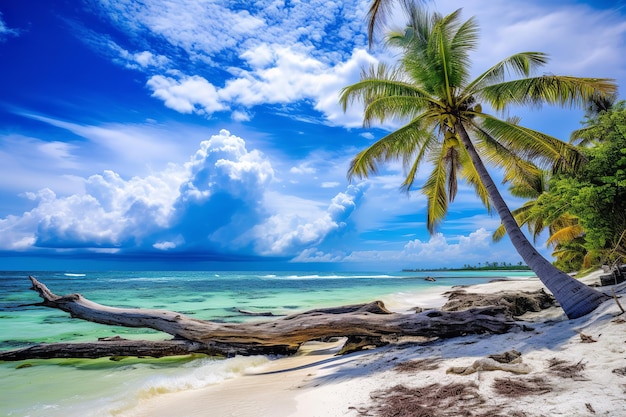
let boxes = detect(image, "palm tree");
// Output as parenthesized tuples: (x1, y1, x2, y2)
(340, 5, 616, 318)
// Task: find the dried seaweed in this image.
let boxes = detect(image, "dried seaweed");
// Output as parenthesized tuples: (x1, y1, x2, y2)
(612, 367, 626, 377)
(358, 382, 485, 417)
(579, 333, 597, 343)
(547, 358, 588, 380)
(492, 376, 552, 398)
(394, 358, 442, 373)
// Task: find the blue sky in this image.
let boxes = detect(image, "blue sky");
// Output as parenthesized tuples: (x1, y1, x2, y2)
(0, 0, 625, 271)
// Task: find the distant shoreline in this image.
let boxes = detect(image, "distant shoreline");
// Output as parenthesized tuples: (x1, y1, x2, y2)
(402, 266, 532, 272)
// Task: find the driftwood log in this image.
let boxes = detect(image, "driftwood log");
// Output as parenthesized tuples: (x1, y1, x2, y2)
(0, 276, 522, 361)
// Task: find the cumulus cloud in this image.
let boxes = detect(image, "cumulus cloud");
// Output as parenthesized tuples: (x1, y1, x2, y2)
(0, 130, 361, 257)
(293, 228, 495, 266)
(251, 184, 366, 255)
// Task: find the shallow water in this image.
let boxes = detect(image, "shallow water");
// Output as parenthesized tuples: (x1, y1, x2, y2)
(0, 269, 533, 416)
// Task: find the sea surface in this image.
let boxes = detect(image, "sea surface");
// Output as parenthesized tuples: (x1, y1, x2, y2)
(0, 269, 534, 417)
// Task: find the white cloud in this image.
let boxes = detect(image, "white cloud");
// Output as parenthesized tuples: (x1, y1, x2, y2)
(123, 50, 170, 69)
(231, 110, 252, 122)
(147, 73, 227, 115)
(92, 0, 367, 63)
(402, 228, 491, 259)
(72, 0, 625, 131)
(143, 44, 378, 126)
(290, 163, 317, 175)
(292, 228, 507, 267)
(153, 236, 184, 250)
(0, 130, 258, 250)
(186, 129, 275, 198)
(251, 184, 365, 255)
(0, 129, 361, 257)
(37, 141, 81, 169)
(291, 247, 347, 263)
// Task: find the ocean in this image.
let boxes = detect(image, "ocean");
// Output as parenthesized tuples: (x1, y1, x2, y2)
(0, 269, 534, 417)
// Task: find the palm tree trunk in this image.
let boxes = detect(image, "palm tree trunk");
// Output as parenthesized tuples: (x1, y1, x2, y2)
(455, 121, 609, 318)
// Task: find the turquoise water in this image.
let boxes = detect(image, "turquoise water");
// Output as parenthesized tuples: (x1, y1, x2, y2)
(0, 270, 534, 416)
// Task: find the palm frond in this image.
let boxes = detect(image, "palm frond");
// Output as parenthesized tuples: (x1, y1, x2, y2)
(480, 75, 617, 111)
(569, 125, 598, 146)
(348, 117, 431, 180)
(479, 115, 586, 173)
(363, 95, 436, 127)
(464, 52, 548, 97)
(456, 140, 491, 211)
(492, 202, 535, 242)
(445, 15, 479, 87)
(510, 169, 549, 199)
(546, 224, 584, 247)
(385, 3, 431, 50)
(492, 224, 507, 242)
(366, 0, 396, 47)
(444, 141, 461, 201)
(339, 64, 409, 111)
(423, 146, 449, 233)
(400, 129, 438, 192)
(469, 118, 543, 186)
(428, 10, 458, 102)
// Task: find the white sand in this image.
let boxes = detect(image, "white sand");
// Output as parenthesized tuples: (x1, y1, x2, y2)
(125, 271, 626, 417)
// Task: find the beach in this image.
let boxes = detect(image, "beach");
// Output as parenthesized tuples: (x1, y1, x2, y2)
(0, 270, 528, 416)
(124, 271, 626, 417)
(2, 270, 625, 416)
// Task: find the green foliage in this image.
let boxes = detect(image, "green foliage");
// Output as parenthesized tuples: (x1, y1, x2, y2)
(535, 103, 626, 269)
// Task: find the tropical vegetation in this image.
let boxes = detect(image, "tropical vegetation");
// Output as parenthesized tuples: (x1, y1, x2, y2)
(342, 3, 617, 318)
(527, 102, 626, 272)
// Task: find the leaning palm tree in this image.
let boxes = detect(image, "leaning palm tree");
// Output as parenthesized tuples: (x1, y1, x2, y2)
(340, 5, 616, 318)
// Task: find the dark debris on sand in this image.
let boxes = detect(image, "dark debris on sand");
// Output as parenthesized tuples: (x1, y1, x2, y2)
(547, 358, 588, 380)
(492, 376, 553, 398)
(393, 358, 442, 373)
(352, 381, 536, 417)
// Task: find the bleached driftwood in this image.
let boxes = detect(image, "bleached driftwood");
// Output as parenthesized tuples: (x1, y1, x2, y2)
(0, 276, 521, 361)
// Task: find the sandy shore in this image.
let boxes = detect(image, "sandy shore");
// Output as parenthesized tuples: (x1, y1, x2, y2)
(125, 271, 626, 417)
